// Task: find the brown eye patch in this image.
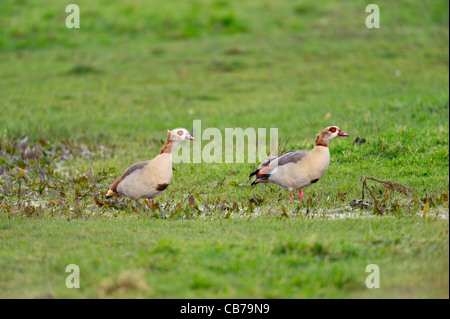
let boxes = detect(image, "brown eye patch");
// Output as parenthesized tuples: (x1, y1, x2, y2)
(177, 130, 184, 136)
(329, 127, 337, 133)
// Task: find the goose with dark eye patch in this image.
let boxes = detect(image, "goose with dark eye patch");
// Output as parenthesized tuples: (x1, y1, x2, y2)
(106, 128, 195, 205)
(248, 126, 349, 201)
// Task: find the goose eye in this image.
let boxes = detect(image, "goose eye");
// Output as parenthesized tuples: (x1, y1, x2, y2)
(329, 127, 337, 133)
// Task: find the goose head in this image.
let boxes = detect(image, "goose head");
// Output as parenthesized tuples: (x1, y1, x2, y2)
(315, 126, 349, 147)
(168, 128, 195, 144)
(320, 126, 349, 141)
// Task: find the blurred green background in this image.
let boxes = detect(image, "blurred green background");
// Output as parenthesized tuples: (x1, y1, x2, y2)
(0, 0, 448, 141)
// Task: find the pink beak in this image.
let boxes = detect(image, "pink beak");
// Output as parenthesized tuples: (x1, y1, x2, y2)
(186, 135, 195, 140)
(338, 130, 349, 137)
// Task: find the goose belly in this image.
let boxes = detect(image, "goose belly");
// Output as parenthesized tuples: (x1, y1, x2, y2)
(117, 165, 173, 200)
(269, 155, 330, 189)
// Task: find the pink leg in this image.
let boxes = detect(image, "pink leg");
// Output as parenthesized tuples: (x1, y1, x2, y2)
(298, 189, 304, 201)
(148, 200, 153, 206)
(288, 192, 294, 202)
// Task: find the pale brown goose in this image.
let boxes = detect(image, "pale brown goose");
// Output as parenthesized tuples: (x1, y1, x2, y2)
(249, 126, 348, 201)
(106, 128, 194, 204)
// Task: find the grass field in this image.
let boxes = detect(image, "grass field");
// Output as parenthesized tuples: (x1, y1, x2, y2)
(0, 0, 448, 298)
(1, 218, 448, 298)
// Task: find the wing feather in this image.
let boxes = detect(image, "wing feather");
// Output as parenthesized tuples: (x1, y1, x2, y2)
(249, 150, 309, 185)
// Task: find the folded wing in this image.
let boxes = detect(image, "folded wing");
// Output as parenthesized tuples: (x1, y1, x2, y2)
(249, 150, 309, 185)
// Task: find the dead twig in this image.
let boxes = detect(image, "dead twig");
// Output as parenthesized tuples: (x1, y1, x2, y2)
(364, 177, 412, 196)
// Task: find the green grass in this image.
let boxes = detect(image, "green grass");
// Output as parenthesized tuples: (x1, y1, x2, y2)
(0, 217, 448, 298)
(0, 0, 448, 298)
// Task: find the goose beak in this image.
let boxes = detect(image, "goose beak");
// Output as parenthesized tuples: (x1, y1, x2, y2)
(338, 130, 349, 137)
(186, 134, 195, 140)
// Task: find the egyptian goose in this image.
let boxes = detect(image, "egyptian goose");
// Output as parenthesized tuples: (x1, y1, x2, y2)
(249, 126, 348, 201)
(106, 128, 194, 204)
